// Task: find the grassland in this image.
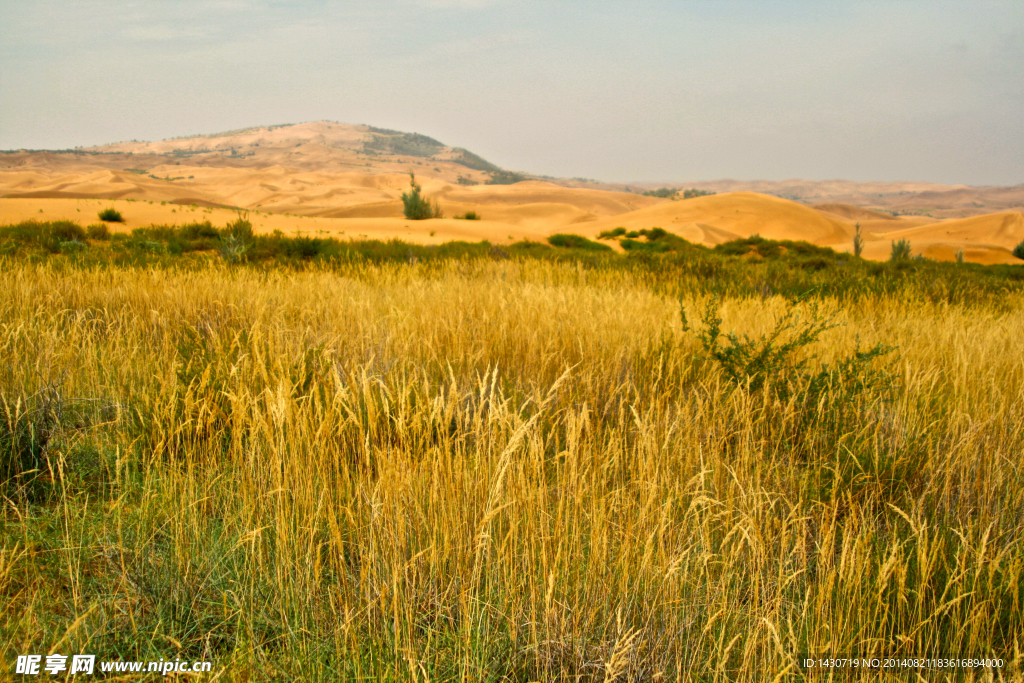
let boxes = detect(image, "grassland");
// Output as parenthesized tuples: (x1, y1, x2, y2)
(2, 220, 1023, 680)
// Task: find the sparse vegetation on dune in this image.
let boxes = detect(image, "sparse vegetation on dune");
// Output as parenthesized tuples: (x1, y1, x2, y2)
(486, 169, 529, 185)
(641, 187, 716, 199)
(1, 242, 1022, 680)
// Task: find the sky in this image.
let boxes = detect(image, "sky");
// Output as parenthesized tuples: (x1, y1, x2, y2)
(1, 0, 1022, 185)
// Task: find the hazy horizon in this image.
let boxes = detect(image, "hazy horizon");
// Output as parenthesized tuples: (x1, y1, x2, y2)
(2, 1, 1021, 185)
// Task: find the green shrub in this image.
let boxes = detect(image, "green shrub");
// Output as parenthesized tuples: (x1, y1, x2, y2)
(87, 223, 110, 240)
(642, 187, 678, 198)
(98, 208, 124, 223)
(684, 295, 894, 398)
(455, 211, 481, 220)
(547, 234, 612, 251)
(1013, 240, 1024, 260)
(0, 220, 86, 253)
(401, 174, 443, 220)
(219, 213, 253, 263)
(853, 222, 864, 258)
(223, 213, 253, 241)
(598, 227, 627, 240)
(891, 239, 912, 261)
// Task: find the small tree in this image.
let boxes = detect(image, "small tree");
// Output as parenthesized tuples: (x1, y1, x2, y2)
(852, 222, 864, 258)
(890, 239, 912, 261)
(402, 173, 442, 220)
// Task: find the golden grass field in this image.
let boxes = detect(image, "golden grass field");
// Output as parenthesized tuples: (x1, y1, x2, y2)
(2, 257, 1022, 680)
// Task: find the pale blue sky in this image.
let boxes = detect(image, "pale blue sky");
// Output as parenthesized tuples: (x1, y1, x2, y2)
(1, 1, 1021, 184)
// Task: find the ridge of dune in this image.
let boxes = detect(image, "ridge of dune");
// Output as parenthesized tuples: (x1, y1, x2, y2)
(572, 192, 853, 246)
(812, 203, 897, 221)
(875, 211, 1024, 249)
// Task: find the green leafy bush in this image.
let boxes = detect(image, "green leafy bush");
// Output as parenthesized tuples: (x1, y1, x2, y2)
(98, 208, 124, 223)
(455, 211, 481, 220)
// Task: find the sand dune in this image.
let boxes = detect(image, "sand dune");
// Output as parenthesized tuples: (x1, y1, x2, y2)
(876, 211, 1024, 249)
(812, 203, 898, 221)
(574, 192, 854, 245)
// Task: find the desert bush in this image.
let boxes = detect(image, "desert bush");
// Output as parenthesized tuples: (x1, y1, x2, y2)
(547, 234, 612, 251)
(684, 295, 891, 396)
(642, 187, 678, 198)
(219, 213, 254, 262)
(98, 208, 124, 223)
(455, 211, 481, 220)
(1013, 239, 1024, 260)
(891, 238, 913, 261)
(223, 213, 253, 241)
(598, 227, 627, 240)
(87, 223, 110, 240)
(0, 220, 86, 253)
(401, 173, 443, 220)
(181, 221, 220, 240)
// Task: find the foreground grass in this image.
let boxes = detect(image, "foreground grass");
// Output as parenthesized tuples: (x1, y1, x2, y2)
(1, 253, 1023, 680)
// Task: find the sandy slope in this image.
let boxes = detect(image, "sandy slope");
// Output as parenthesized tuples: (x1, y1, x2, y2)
(574, 192, 854, 245)
(876, 211, 1024, 249)
(0, 197, 552, 244)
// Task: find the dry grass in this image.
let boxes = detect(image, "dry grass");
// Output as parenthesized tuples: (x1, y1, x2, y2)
(1, 258, 1022, 681)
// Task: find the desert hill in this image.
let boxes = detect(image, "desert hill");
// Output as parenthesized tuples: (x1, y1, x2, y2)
(641, 179, 1024, 220)
(1, 121, 1022, 265)
(2, 121, 507, 187)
